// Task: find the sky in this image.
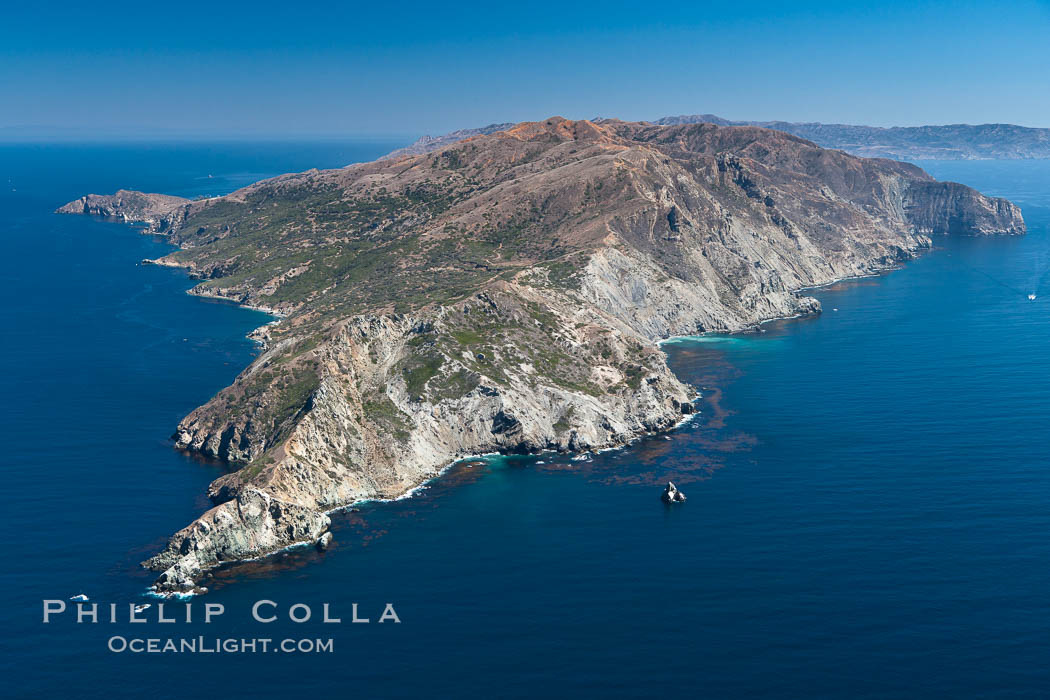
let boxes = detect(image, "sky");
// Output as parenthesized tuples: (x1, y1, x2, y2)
(2, 0, 1049, 139)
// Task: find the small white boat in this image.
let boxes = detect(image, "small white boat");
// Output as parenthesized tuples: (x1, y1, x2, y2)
(69, 594, 88, 602)
(134, 604, 151, 613)
(1029, 293, 1037, 301)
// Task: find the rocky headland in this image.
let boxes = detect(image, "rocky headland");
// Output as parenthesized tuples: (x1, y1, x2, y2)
(381, 122, 515, 160)
(59, 118, 1025, 593)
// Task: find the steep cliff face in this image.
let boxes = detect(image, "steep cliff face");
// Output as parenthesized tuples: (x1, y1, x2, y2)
(58, 118, 1025, 593)
(56, 190, 192, 231)
(903, 181, 1028, 235)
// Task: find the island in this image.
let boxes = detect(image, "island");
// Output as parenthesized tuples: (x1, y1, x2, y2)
(654, 116, 1050, 161)
(58, 117, 1025, 594)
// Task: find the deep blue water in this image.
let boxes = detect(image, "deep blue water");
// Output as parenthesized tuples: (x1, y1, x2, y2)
(3, 148, 1050, 698)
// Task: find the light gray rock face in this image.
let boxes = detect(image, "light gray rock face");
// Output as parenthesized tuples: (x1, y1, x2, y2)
(144, 488, 330, 594)
(581, 246, 823, 338)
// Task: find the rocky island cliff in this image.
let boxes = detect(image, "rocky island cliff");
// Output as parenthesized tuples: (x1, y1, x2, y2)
(59, 118, 1025, 593)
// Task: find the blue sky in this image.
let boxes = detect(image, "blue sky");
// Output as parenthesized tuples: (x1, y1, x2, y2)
(2, 0, 1048, 137)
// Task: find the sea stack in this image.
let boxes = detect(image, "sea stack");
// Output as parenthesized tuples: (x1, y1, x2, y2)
(662, 482, 687, 503)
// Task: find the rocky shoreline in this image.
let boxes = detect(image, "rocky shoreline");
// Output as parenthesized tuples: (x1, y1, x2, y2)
(58, 118, 1025, 594)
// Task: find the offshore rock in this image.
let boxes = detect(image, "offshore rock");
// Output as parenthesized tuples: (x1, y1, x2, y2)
(662, 482, 687, 503)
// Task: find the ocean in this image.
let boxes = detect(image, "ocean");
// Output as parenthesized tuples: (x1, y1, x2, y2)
(2, 144, 1050, 698)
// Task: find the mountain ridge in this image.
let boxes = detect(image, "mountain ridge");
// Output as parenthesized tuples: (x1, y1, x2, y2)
(390, 115, 1050, 161)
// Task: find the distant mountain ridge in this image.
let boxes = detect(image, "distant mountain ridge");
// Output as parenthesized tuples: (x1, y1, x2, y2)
(381, 122, 514, 159)
(654, 115, 1050, 160)
(389, 115, 1050, 161)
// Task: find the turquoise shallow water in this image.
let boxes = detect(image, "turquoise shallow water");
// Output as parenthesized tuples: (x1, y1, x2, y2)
(2, 148, 1050, 698)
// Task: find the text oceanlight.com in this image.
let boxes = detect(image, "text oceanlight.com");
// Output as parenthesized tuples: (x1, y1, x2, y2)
(107, 636, 334, 654)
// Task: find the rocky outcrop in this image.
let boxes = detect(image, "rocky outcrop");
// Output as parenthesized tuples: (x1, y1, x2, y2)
(56, 190, 193, 232)
(662, 482, 687, 503)
(59, 117, 1026, 593)
(145, 488, 330, 593)
(904, 181, 1026, 236)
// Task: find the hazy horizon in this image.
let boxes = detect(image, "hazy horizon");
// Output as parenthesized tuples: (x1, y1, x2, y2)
(3, 114, 1050, 144)
(3, 0, 1050, 138)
